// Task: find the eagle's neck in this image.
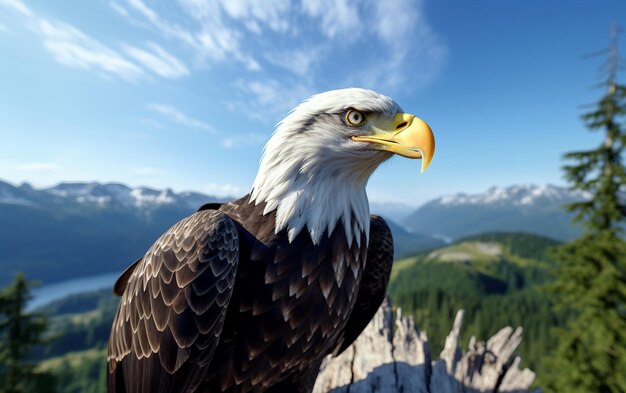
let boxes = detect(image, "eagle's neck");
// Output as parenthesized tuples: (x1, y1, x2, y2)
(250, 160, 372, 247)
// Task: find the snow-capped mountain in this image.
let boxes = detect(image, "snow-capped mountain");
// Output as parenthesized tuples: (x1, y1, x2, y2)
(0, 181, 39, 206)
(0, 180, 585, 287)
(0, 179, 444, 286)
(433, 184, 586, 207)
(0, 180, 226, 211)
(402, 184, 585, 241)
(0, 180, 229, 286)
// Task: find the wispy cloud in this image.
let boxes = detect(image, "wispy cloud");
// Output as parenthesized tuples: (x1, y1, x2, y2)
(178, 0, 262, 71)
(124, 0, 196, 47)
(234, 78, 312, 121)
(109, 0, 447, 115)
(1, 1, 194, 82)
(264, 46, 322, 77)
(301, 0, 362, 40)
(109, 1, 130, 18)
(147, 103, 214, 132)
(0, 0, 32, 17)
(219, 0, 290, 33)
(5, 0, 446, 127)
(124, 42, 189, 79)
(370, 0, 447, 89)
(38, 19, 145, 82)
(204, 182, 243, 198)
(109, 1, 150, 29)
(121, 0, 264, 71)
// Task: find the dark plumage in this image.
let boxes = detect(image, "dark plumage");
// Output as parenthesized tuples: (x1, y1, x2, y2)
(107, 88, 435, 393)
(108, 197, 391, 393)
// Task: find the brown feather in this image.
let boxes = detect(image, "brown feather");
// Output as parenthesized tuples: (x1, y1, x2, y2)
(107, 210, 239, 393)
(108, 196, 391, 393)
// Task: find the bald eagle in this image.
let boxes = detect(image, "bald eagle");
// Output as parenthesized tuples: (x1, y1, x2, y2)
(107, 88, 435, 393)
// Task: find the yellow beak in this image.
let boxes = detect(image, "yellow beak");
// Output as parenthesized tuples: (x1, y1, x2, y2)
(351, 113, 435, 173)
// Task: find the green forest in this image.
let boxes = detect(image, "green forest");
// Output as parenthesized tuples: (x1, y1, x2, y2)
(389, 232, 562, 373)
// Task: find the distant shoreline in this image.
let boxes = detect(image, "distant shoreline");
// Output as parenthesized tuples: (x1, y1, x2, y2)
(29, 271, 119, 310)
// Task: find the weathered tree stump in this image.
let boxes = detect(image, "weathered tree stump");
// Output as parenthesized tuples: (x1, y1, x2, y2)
(313, 298, 539, 393)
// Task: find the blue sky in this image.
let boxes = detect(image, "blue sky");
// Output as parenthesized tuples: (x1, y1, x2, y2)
(0, 0, 624, 206)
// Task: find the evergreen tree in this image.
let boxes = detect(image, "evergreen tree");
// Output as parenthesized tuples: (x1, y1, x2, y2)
(0, 273, 57, 393)
(545, 24, 626, 392)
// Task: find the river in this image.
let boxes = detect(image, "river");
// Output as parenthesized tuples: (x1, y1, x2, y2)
(29, 271, 119, 310)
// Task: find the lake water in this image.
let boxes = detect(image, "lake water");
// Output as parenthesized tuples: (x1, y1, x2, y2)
(29, 272, 119, 310)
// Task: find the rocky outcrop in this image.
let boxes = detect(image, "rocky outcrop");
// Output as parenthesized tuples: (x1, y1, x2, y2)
(313, 299, 538, 393)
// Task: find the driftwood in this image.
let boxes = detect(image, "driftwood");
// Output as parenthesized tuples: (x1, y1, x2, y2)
(313, 298, 539, 393)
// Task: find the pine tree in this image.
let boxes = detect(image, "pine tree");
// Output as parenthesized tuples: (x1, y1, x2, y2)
(0, 273, 57, 393)
(544, 24, 626, 392)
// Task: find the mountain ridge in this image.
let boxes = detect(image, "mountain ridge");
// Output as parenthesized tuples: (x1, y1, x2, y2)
(0, 179, 441, 286)
(0, 179, 583, 286)
(422, 183, 585, 207)
(0, 180, 226, 211)
(402, 183, 584, 241)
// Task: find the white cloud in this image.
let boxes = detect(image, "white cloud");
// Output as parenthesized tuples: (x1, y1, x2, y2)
(147, 103, 214, 132)
(243, 56, 262, 71)
(194, 23, 241, 62)
(264, 46, 322, 77)
(246, 80, 282, 106)
(1, 1, 194, 82)
(126, 0, 196, 46)
(14, 0, 446, 119)
(127, 0, 263, 71)
(219, 0, 290, 33)
(18, 162, 59, 172)
(375, 0, 447, 61)
(120, 0, 446, 98)
(343, 0, 447, 91)
(110, 1, 153, 30)
(109, 1, 130, 18)
(203, 182, 243, 198)
(124, 42, 189, 79)
(38, 19, 145, 82)
(0, 0, 32, 17)
(234, 78, 311, 120)
(301, 0, 363, 40)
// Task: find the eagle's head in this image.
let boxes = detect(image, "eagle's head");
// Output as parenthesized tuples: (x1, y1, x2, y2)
(251, 88, 435, 245)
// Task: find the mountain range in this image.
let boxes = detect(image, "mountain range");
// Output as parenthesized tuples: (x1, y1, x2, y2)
(0, 180, 584, 286)
(0, 180, 225, 286)
(0, 181, 213, 211)
(402, 184, 585, 241)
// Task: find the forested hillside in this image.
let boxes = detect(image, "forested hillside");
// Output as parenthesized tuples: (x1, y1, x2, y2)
(388, 232, 563, 373)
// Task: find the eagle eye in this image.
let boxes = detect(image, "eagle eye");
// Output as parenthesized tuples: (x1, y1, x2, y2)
(345, 109, 366, 126)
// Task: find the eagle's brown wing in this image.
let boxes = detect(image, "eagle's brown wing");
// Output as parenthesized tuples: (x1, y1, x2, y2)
(107, 210, 239, 393)
(332, 215, 394, 355)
